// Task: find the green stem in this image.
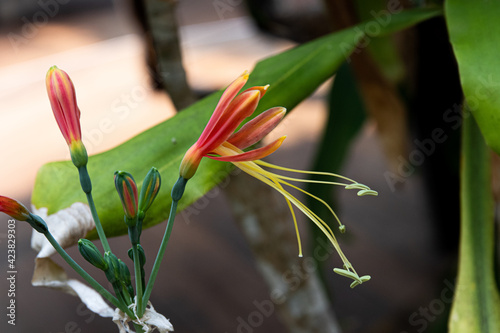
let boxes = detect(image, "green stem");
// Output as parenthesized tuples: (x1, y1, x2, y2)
(449, 115, 500, 332)
(133, 322, 145, 333)
(111, 283, 129, 309)
(121, 284, 133, 306)
(44, 231, 131, 316)
(140, 199, 178, 316)
(132, 244, 144, 316)
(79, 166, 111, 253)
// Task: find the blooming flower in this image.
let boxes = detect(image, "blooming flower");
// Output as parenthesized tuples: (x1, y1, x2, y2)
(0, 195, 30, 221)
(180, 72, 378, 287)
(179, 72, 286, 179)
(46, 66, 87, 167)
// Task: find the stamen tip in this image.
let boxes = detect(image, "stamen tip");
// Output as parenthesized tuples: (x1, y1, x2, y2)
(360, 275, 371, 282)
(351, 275, 371, 288)
(339, 225, 346, 233)
(357, 189, 378, 196)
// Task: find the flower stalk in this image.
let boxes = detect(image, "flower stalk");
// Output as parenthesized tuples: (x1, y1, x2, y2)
(44, 231, 131, 314)
(132, 244, 144, 316)
(140, 176, 186, 316)
(84, 183, 111, 253)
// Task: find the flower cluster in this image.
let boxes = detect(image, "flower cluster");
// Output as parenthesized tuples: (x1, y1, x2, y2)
(0, 66, 377, 333)
(2, 66, 169, 330)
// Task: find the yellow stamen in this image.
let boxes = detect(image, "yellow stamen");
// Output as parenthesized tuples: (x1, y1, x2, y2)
(255, 160, 358, 183)
(238, 161, 304, 257)
(255, 160, 378, 196)
(278, 179, 344, 229)
(214, 142, 373, 286)
(236, 160, 351, 268)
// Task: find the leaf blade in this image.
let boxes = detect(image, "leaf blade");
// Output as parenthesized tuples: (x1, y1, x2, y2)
(445, 1, 500, 154)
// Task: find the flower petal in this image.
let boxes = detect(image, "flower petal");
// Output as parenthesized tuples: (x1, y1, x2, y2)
(241, 84, 269, 98)
(228, 107, 286, 149)
(198, 72, 249, 145)
(179, 144, 204, 179)
(46, 66, 81, 145)
(209, 136, 286, 162)
(200, 90, 261, 153)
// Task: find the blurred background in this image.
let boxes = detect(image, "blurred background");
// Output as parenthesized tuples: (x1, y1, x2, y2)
(0, 0, 460, 332)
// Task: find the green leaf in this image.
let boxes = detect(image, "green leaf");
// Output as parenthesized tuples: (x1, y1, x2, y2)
(449, 112, 500, 332)
(445, 1, 500, 155)
(31, 8, 441, 238)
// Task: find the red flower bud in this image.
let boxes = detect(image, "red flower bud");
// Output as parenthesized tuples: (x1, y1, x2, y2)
(0, 196, 30, 221)
(114, 171, 138, 224)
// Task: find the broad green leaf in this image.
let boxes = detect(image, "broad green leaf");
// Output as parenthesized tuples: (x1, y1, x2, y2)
(445, 1, 500, 155)
(31, 8, 441, 238)
(449, 113, 500, 332)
